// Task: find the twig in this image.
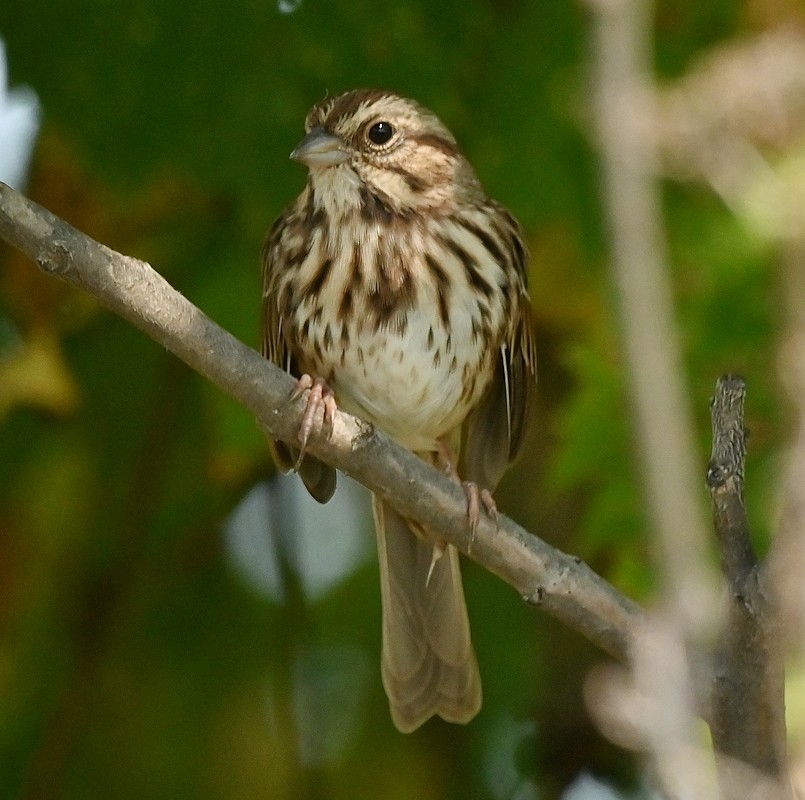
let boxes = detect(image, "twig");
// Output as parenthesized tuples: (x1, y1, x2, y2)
(0, 179, 642, 664)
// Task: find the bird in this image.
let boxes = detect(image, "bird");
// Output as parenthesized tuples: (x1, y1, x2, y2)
(261, 89, 536, 732)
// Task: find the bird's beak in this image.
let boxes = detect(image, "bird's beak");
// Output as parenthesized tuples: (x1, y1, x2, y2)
(290, 127, 349, 167)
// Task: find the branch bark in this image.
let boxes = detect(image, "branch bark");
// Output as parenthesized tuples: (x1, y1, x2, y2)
(0, 179, 642, 664)
(706, 375, 791, 800)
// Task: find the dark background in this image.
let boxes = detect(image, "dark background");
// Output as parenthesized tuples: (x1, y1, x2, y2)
(0, 1, 791, 797)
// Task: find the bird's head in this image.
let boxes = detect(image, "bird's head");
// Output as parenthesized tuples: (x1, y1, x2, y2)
(291, 89, 482, 218)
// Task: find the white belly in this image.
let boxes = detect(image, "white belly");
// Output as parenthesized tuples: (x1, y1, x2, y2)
(298, 302, 494, 453)
(343, 330, 478, 451)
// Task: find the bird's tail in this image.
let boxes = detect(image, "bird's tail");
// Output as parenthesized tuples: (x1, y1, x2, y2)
(373, 495, 482, 733)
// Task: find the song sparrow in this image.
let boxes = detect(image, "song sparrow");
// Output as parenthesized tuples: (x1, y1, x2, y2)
(261, 89, 536, 732)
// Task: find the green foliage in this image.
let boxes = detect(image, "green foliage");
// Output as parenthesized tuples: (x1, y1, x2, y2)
(0, 0, 786, 797)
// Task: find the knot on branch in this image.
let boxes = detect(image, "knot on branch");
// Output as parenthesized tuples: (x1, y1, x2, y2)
(36, 238, 73, 277)
(706, 458, 739, 492)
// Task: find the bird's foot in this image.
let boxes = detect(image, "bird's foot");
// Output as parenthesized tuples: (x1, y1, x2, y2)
(461, 481, 498, 539)
(290, 374, 338, 466)
(435, 440, 498, 549)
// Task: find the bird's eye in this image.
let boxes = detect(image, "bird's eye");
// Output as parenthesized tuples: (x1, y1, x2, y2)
(367, 121, 395, 146)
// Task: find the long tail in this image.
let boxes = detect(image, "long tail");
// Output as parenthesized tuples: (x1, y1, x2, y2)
(373, 495, 482, 733)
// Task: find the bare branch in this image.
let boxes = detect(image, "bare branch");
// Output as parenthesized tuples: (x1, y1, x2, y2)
(585, 2, 792, 797)
(769, 242, 805, 800)
(589, 3, 715, 792)
(770, 244, 805, 647)
(590, 0, 715, 627)
(707, 375, 754, 579)
(706, 376, 790, 799)
(0, 179, 642, 664)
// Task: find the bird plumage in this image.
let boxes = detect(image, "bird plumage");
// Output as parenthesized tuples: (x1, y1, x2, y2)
(261, 89, 536, 731)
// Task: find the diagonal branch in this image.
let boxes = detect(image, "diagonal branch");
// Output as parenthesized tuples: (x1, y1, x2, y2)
(0, 180, 642, 664)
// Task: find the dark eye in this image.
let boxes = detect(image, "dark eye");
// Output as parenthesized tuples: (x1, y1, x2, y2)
(367, 121, 394, 146)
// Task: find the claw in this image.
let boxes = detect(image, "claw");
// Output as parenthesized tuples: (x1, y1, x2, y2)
(461, 481, 499, 552)
(480, 488, 498, 525)
(322, 392, 338, 438)
(290, 373, 313, 402)
(462, 480, 481, 537)
(437, 438, 499, 551)
(291, 374, 337, 467)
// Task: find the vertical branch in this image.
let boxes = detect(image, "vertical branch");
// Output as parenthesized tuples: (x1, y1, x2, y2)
(707, 376, 753, 578)
(590, 0, 714, 622)
(770, 244, 805, 645)
(588, 2, 720, 797)
(707, 376, 790, 800)
(767, 243, 805, 797)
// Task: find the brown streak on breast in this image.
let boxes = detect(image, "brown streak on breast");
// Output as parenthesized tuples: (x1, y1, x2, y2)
(424, 254, 452, 329)
(360, 186, 394, 225)
(368, 247, 417, 329)
(303, 257, 333, 296)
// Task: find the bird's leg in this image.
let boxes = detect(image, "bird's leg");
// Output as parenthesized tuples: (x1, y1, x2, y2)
(435, 440, 498, 548)
(290, 374, 338, 466)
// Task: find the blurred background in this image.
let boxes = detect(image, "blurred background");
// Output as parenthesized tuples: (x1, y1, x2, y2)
(0, 1, 801, 798)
